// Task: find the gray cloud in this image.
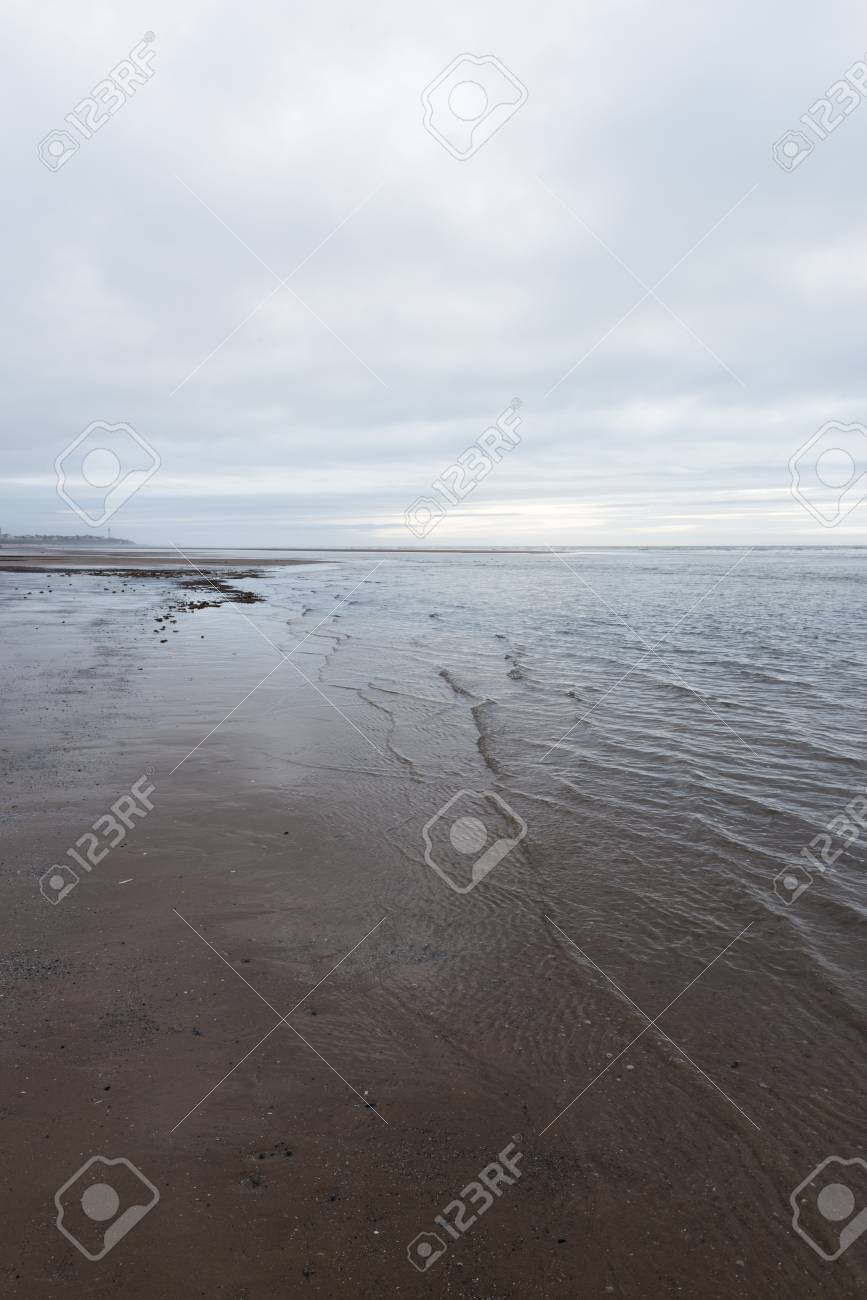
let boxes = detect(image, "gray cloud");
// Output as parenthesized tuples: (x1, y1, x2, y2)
(4, 0, 867, 544)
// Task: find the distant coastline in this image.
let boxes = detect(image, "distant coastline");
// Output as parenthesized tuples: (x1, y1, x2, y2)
(0, 533, 134, 546)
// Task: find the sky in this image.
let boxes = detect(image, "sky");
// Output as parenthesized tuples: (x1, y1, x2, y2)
(4, 0, 867, 546)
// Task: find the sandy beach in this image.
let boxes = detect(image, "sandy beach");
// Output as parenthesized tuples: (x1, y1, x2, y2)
(2, 549, 866, 1298)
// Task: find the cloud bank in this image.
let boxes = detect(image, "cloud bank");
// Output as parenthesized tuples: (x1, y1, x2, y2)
(4, 0, 867, 544)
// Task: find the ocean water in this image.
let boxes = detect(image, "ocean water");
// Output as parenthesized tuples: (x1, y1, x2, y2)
(202, 545, 867, 1004)
(250, 548, 867, 846)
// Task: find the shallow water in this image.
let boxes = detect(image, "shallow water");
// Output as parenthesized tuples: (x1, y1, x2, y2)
(244, 545, 867, 917)
(116, 545, 867, 1047)
(158, 547, 867, 1142)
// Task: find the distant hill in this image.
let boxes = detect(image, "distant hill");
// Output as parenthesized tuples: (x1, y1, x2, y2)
(0, 534, 135, 546)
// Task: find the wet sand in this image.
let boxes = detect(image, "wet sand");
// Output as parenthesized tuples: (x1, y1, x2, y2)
(2, 558, 865, 1298)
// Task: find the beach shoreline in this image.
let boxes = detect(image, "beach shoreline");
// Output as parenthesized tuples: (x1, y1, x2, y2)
(2, 552, 865, 1298)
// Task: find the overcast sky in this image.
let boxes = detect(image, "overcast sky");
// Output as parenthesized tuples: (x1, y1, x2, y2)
(4, 0, 867, 546)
